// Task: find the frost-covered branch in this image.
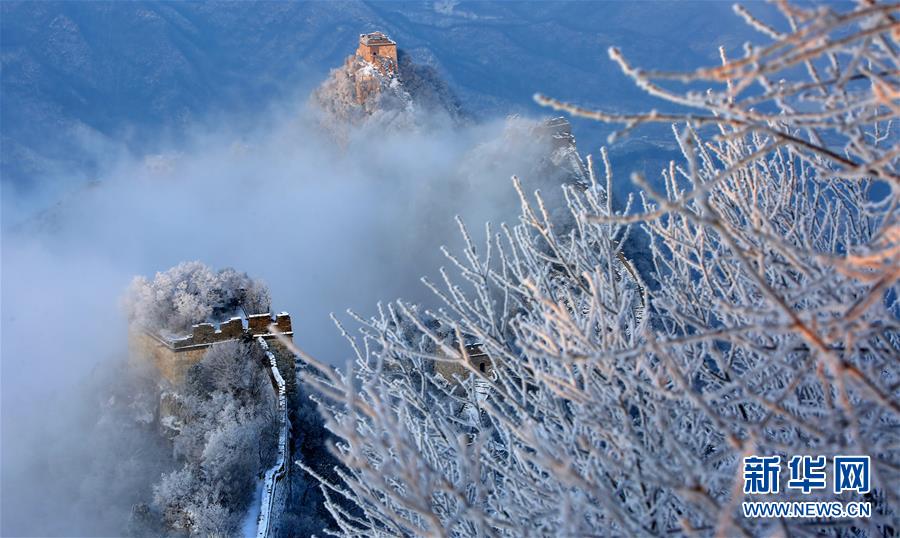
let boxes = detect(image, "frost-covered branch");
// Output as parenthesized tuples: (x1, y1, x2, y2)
(298, 3, 899, 536)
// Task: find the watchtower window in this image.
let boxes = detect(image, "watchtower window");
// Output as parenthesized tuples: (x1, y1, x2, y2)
(372, 49, 378, 56)
(479, 362, 486, 373)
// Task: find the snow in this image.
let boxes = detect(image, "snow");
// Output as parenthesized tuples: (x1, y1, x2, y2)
(254, 337, 289, 538)
(241, 479, 265, 538)
(159, 415, 183, 433)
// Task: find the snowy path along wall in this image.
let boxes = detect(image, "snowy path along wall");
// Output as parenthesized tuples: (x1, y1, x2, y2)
(255, 336, 289, 538)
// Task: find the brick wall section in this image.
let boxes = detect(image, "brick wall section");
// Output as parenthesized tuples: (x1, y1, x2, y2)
(248, 314, 271, 335)
(275, 313, 292, 334)
(433, 344, 492, 383)
(219, 317, 243, 339)
(130, 330, 208, 383)
(356, 32, 397, 76)
(345, 32, 400, 106)
(131, 313, 295, 387)
(193, 323, 215, 344)
(265, 338, 296, 400)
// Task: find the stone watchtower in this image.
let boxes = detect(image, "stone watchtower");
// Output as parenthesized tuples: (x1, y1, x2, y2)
(356, 31, 398, 76)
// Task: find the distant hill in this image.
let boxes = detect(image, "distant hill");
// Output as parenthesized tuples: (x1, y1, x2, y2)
(1, 1, 772, 198)
(310, 32, 467, 140)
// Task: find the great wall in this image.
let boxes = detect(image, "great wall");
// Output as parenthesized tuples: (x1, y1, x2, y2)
(123, 31, 644, 537)
(130, 312, 295, 538)
(355, 32, 398, 77)
(349, 31, 399, 106)
(255, 337, 289, 538)
(130, 312, 294, 385)
(123, 32, 420, 536)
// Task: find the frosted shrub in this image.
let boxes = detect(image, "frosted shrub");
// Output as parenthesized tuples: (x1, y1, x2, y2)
(126, 261, 271, 335)
(296, 3, 899, 536)
(153, 341, 276, 536)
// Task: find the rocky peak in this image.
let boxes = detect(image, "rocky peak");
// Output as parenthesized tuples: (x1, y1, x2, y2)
(310, 31, 466, 137)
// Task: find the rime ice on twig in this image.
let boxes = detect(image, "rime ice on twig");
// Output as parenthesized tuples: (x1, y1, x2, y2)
(297, 3, 899, 536)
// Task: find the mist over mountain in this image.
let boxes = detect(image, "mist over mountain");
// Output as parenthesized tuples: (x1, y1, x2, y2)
(1, 0, 777, 217)
(0, 3, 820, 536)
(1, 28, 601, 534)
(310, 36, 467, 139)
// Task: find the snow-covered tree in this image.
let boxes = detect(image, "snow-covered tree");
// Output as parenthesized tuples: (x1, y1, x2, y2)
(154, 341, 277, 536)
(126, 261, 271, 336)
(294, 3, 899, 536)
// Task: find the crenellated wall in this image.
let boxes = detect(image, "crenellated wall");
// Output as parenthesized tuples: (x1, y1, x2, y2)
(356, 31, 398, 76)
(254, 337, 290, 538)
(130, 312, 297, 537)
(130, 312, 294, 385)
(433, 343, 493, 384)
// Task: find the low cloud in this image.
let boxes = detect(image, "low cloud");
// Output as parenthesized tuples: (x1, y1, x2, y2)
(1, 93, 569, 535)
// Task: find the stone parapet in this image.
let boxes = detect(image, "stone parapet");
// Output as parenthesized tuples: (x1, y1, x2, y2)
(131, 312, 294, 385)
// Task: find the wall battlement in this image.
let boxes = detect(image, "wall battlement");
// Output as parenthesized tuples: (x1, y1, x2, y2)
(356, 31, 398, 77)
(161, 313, 293, 349)
(433, 343, 492, 384)
(131, 312, 294, 384)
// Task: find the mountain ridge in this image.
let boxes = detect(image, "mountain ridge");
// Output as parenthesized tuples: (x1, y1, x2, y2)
(310, 32, 467, 141)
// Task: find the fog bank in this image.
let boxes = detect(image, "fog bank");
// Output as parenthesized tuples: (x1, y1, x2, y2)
(2, 95, 571, 535)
